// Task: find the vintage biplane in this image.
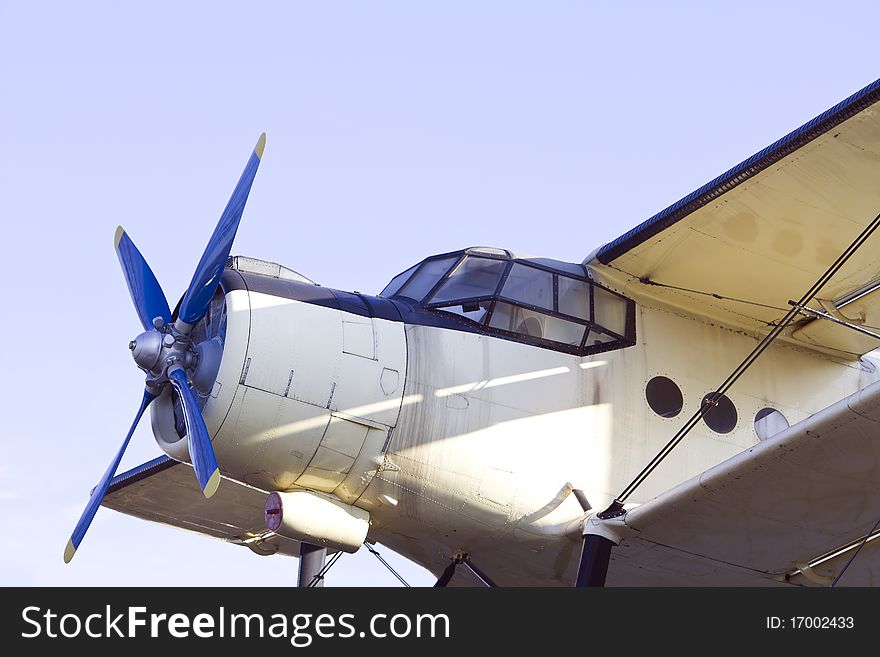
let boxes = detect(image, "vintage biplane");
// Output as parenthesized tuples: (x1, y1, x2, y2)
(66, 76, 880, 586)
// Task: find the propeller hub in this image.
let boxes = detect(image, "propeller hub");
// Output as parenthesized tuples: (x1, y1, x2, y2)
(130, 327, 199, 380)
(130, 330, 165, 372)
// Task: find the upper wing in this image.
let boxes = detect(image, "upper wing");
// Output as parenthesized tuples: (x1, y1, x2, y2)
(603, 378, 880, 586)
(589, 77, 880, 358)
(101, 455, 301, 557)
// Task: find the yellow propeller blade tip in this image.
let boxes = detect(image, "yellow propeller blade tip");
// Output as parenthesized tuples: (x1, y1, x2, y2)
(63, 540, 76, 564)
(255, 133, 266, 160)
(203, 469, 221, 499)
(114, 225, 125, 250)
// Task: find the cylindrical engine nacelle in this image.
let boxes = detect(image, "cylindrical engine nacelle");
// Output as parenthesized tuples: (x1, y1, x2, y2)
(264, 490, 370, 553)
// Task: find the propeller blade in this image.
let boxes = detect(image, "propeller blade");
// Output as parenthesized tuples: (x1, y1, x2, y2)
(177, 133, 266, 328)
(167, 367, 220, 498)
(64, 389, 157, 563)
(114, 227, 172, 331)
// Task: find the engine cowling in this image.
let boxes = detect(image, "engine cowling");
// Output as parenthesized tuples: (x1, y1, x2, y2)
(150, 258, 407, 512)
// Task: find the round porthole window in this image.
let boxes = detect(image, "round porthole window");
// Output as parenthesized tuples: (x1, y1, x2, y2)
(754, 407, 789, 441)
(646, 376, 684, 418)
(701, 393, 737, 434)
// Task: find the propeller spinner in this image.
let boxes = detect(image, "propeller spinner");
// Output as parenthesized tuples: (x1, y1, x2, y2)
(64, 133, 266, 563)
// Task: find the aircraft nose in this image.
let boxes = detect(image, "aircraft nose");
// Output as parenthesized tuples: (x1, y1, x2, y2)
(204, 276, 408, 498)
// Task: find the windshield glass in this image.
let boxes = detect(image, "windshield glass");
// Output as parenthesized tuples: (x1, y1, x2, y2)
(429, 257, 507, 303)
(380, 265, 418, 298)
(395, 256, 459, 301)
(378, 247, 634, 356)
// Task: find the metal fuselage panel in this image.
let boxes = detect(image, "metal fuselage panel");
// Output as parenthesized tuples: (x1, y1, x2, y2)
(355, 298, 879, 585)
(168, 269, 879, 586)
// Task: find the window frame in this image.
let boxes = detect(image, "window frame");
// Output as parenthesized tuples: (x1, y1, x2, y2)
(425, 255, 511, 306)
(381, 249, 637, 356)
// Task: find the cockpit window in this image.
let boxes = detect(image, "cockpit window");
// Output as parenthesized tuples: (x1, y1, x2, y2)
(395, 255, 459, 301)
(429, 257, 507, 304)
(501, 263, 554, 311)
(380, 247, 635, 356)
(594, 285, 627, 336)
(381, 264, 418, 299)
(489, 301, 586, 346)
(558, 276, 589, 320)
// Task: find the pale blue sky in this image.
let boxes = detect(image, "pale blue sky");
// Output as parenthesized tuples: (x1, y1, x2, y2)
(2, 2, 879, 585)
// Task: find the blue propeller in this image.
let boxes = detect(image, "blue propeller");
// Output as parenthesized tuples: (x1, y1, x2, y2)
(114, 227, 172, 331)
(168, 367, 220, 497)
(177, 133, 265, 328)
(64, 390, 156, 563)
(64, 134, 266, 562)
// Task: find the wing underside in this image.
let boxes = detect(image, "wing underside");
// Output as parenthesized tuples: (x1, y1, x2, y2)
(590, 77, 880, 358)
(605, 379, 880, 586)
(101, 456, 301, 557)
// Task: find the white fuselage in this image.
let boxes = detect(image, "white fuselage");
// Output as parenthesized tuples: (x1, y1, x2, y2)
(154, 265, 880, 585)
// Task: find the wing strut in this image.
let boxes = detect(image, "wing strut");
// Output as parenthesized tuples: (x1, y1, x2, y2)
(304, 550, 342, 587)
(432, 553, 497, 587)
(576, 534, 615, 587)
(790, 301, 880, 340)
(298, 543, 327, 588)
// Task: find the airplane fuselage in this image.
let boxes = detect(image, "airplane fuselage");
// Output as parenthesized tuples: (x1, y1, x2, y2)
(150, 255, 880, 585)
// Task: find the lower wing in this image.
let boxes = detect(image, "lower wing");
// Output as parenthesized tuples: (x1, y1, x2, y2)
(101, 456, 301, 557)
(606, 378, 880, 586)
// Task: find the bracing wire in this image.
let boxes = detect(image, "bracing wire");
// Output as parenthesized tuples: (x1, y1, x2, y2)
(831, 515, 880, 587)
(307, 550, 343, 587)
(364, 542, 411, 587)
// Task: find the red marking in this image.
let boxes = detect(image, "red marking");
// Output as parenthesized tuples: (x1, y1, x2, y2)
(264, 492, 283, 531)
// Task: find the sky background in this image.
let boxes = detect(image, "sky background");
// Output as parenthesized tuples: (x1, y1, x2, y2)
(2, 1, 880, 586)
